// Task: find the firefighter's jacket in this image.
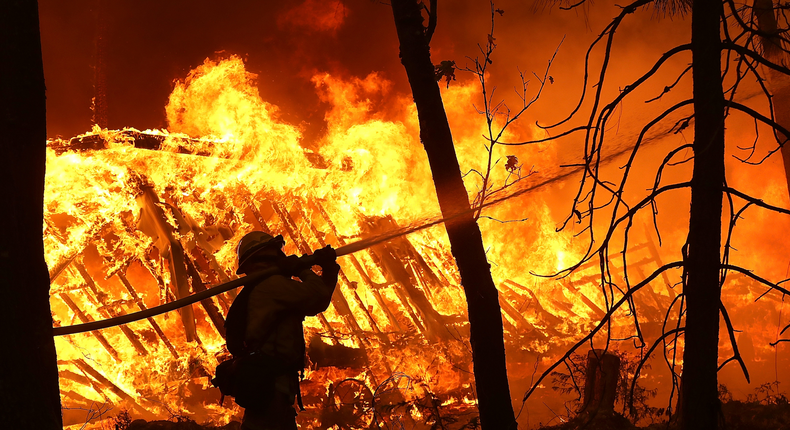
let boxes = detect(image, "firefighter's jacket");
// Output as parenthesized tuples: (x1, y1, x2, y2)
(244, 268, 337, 373)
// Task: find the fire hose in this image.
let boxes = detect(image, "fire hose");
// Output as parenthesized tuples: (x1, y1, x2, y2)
(53, 254, 318, 336)
(51, 213, 449, 337)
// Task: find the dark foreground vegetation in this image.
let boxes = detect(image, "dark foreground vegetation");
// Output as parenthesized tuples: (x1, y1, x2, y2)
(540, 399, 790, 430)
(109, 409, 240, 430)
(106, 386, 790, 430)
(540, 381, 790, 430)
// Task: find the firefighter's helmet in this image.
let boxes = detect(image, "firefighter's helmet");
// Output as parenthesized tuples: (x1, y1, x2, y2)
(236, 231, 285, 274)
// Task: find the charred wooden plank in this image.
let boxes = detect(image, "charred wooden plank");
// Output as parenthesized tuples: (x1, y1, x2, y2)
(162, 198, 233, 292)
(48, 252, 78, 283)
(363, 216, 450, 341)
(270, 200, 312, 252)
(60, 389, 99, 406)
(550, 297, 581, 319)
(72, 358, 157, 420)
(314, 201, 403, 332)
(136, 251, 169, 305)
(47, 130, 206, 156)
(642, 224, 676, 298)
(347, 284, 388, 345)
(58, 359, 109, 400)
(184, 258, 226, 338)
(295, 201, 390, 346)
(115, 271, 179, 358)
(559, 278, 606, 320)
(574, 243, 649, 274)
(316, 313, 340, 346)
(496, 289, 546, 339)
(307, 334, 368, 369)
(59, 293, 120, 361)
(59, 369, 96, 387)
(270, 200, 361, 346)
(502, 280, 566, 329)
(390, 283, 426, 333)
(45, 218, 109, 282)
(574, 254, 665, 324)
(423, 245, 456, 286)
(135, 184, 197, 342)
(244, 194, 273, 235)
(401, 235, 447, 296)
(499, 309, 519, 335)
(58, 361, 111, 405)
(73, 262, 149, 356)
(607, 257, 666, 323)
(48, 130, 163, 155)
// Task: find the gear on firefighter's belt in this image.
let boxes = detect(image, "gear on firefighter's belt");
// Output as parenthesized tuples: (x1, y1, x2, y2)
(213, 230, 340, 430)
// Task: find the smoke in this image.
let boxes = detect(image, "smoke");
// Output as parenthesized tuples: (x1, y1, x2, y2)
(40, 0, 689, 141)
(278, 0, 349, 33)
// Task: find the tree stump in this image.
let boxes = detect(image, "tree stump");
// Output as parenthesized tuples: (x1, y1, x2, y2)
(579, 349, 620, 416)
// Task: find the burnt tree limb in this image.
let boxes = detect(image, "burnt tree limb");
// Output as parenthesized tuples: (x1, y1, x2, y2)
(391, 1, 517, 428)
(754, 0, 790, 197)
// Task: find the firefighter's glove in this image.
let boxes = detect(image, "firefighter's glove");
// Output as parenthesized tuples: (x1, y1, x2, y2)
(275, 255, 301, 277)
(313, 245, 340, 285)
(312, 245, 337, 268)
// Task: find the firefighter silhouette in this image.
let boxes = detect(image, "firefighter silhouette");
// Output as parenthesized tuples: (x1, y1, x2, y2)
(219, 231, 339, 430)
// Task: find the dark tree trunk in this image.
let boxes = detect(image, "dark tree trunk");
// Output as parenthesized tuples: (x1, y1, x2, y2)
(754, 0, 790, 196)
(390, 1, 516, 429)
(681, 0, 725, 429)
(0, 1, 63, 428)
(579, 350, 620, 417)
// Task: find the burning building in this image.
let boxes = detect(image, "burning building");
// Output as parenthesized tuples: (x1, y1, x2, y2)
(43, 55, 639, 428)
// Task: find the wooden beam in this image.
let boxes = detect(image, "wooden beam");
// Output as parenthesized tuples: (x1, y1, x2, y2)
(58, 293, 120, 361)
